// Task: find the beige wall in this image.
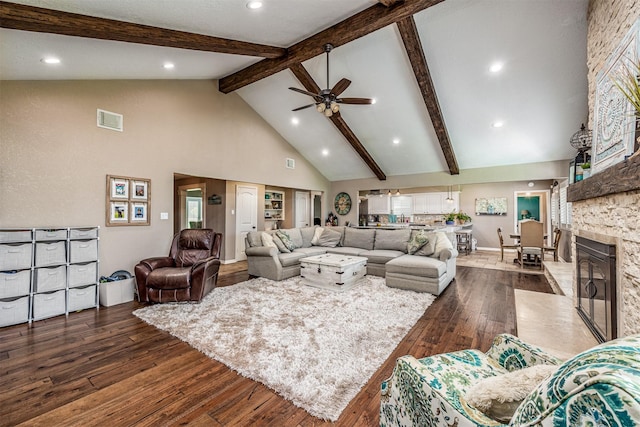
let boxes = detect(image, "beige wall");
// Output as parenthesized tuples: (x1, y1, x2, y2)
(0, 80, 330, 274)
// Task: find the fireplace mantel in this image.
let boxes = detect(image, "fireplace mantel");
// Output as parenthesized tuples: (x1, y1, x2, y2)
(568, 153, 640, 202)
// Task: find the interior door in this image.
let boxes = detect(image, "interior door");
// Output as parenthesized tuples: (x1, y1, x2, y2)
(235, 185, 258, 261)
(295, 191, 311, 228)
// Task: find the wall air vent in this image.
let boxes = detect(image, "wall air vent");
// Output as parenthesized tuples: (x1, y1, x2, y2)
(286, 158, 295, 169)
(97, 109, 123, 132)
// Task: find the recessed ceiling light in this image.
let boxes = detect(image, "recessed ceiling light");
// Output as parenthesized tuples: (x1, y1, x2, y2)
(163, 62, 175, 69)
(492, 121, 504, 128)
(246, 1, 263, 9)
(41, 57, 60, 64)
(291, 117, 299, 125)
(489, 62, 503, 73)
(392, 138, 400, 145)
(322, 149, 329, 156)
(371, 98, 377, 105)
(528, 182, 535, 187)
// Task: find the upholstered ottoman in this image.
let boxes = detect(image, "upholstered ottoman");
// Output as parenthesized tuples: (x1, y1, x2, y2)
(385, 254, 449, 295)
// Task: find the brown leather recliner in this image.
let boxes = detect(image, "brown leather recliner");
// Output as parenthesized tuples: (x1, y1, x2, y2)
(135, 229, 222, 303)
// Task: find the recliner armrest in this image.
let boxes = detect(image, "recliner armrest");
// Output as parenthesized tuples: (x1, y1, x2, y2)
(139, 256, 175, 271)
(191, 256, 221, 272)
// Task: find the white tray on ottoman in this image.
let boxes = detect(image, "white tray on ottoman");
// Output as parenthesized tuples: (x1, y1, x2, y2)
(299, 254, 367, 291)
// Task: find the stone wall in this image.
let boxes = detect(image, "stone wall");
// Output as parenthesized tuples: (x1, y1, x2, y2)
(586, 0, 638, 123)
(577, 0, 640, 337)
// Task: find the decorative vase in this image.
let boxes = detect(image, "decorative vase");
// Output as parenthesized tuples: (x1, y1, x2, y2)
(446, 220, 455, 225)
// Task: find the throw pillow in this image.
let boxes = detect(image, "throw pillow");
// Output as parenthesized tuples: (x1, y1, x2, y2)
(407, 230, 429, 255)
(276, 230, 296, 251)
(465, 364, 557, 423)
(260, 232, 277, 249)
(433, 232, 454, 258)
(415, 231, 437, 256)
(318, 228, 341, 247)
(272, 234, 290, 253)
(311, 227, 325, 246)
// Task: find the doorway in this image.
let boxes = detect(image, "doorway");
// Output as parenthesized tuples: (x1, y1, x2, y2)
(295, 191, 311, 228)
(311, 192, 322, 226)
(513, 190, 551, 242)
(178, 183, 206, 230)
(235, 185, 258, 261)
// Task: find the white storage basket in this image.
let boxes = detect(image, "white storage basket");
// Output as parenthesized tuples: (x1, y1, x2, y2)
(35, 266, 67, 292)
(68, 262, 97, 288)
(32, 289, 66, 321)
(69, 240, 98, 263)
(0, 230, 32, 243)
(68, 285, 96, 312)
(35, 229, 67, 241)
(35, 241, 66, 267)
(0, 243, 33, 271)
(0, 296, 29, 327)
(0, 270, 31, 299)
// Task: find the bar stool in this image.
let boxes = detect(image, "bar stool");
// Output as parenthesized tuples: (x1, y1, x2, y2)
(455, 230, 472, 255)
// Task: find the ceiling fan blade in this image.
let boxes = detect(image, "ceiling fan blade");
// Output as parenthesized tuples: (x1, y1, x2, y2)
(331, 78, 351, 96)
(289, 87, 321, 100)
(337, 97, 374, 105)
(292, 103, 317, 111)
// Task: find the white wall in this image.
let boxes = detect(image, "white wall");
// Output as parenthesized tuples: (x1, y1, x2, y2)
(0, 80, 330, 274)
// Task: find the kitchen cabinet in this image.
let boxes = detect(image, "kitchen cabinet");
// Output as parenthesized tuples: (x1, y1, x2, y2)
(391, 196, 413, 218)
(368, 195, 390, 214)
(412, 192, 460, 214)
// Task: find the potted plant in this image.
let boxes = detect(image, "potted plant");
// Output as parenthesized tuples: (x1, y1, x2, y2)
(444, 212, 456, 225)
(612, 58, 640, 154)
(456, 211, 471, 224)
(581, 162, 591, 179)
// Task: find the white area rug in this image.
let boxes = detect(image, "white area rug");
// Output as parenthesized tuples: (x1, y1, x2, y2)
(133, 275, 435, 421)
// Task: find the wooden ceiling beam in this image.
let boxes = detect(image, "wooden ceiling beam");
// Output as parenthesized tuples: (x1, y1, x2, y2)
(219, 0, 444, 93)
(290, 63, 387, 181)
(0, 1, 286, 58)
(396, 16, 459, 175)
(379, 0, 404, 6)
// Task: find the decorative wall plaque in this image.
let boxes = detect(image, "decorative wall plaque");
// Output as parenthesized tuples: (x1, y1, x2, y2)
(593, 20, 639, 173)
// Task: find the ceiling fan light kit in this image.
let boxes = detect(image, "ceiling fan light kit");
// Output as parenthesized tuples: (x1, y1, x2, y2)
(289, 43, 373, 117)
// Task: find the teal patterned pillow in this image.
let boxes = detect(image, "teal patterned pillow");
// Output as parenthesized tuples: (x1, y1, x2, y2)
(275, 230, 296, 251)
(407, 230, 429, 255)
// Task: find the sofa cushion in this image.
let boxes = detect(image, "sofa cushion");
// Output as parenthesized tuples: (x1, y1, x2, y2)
(311, 227, 324, 245)
(326, 246, 368, 256)
(277, 252, 308, 267)
(260, 232, 277, 249)
(331, 226, 346, 246)
(293, 247, 327, 256)
(386, 254, 446, 278)
(318, 228, 342, 247)
(280, 228, 303, 249)
(465, 364, 557, 423)
(412, 230, 437, 256)
(343, 228, 375, 250)
(359, 249, 405, 265)
(276, 230, 297, 251)
(374, 229, 411, 252)
(246, 231, 263, 248)
(299, 227, 316, 248)
(272, 233, 290, 253)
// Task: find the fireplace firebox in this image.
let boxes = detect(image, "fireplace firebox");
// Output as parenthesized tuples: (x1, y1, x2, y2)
(576, 236, 617, 343)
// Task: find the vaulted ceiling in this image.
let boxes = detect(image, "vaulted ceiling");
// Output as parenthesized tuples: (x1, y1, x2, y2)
(0, 0, 589, 181)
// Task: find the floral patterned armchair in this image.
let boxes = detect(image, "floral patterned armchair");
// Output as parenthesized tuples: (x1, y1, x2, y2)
(380, 333, 640, 426)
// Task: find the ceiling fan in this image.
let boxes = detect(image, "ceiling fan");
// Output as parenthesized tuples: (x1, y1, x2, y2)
(289, 43, 374, 117)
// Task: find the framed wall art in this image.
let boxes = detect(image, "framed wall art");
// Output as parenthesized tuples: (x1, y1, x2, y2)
(475, 197, 507, 216)
(106, 175, 151, 226)
(593, 19, 639, 173)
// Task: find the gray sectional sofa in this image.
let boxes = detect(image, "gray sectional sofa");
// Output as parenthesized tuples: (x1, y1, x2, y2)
(244, 226, 458, 295)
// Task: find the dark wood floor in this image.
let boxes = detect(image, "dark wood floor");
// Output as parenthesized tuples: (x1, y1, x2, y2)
(0, 266, 552, 427)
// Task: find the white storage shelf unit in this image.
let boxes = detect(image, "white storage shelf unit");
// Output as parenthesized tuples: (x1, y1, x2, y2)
(0, 227, 99, 327)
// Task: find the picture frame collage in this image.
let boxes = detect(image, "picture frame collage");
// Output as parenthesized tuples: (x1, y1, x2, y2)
(106, 175, 151, 226)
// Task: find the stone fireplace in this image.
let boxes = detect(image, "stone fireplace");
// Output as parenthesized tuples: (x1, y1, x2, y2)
(569, 154, 640, 339)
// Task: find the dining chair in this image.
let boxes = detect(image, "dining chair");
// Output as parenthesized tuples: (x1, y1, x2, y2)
(517, 220, 544, 269)
(497, 227, 519, 261)
(543, 228, 562, 262)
